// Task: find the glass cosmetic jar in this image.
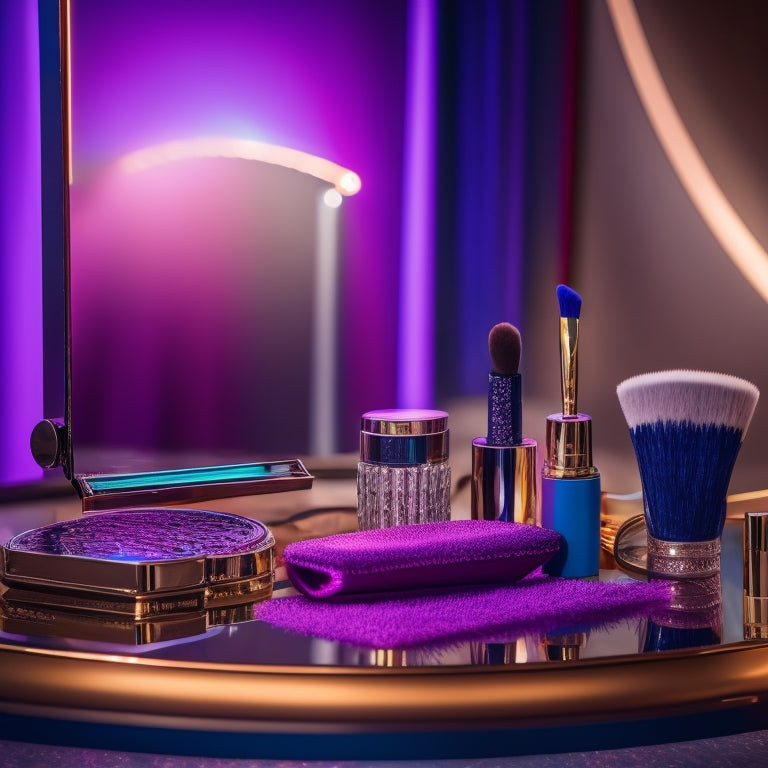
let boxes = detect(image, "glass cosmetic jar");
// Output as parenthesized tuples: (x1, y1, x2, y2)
(357, 409, 450, 530)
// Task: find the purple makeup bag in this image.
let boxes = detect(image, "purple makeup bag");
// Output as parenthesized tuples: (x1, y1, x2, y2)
(283, 519, 563, 598)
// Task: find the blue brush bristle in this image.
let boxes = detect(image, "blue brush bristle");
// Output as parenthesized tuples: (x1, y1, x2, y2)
(629, 421, 742, 542)
(617, 370, 759, 559)
(556, 284, 582, 319)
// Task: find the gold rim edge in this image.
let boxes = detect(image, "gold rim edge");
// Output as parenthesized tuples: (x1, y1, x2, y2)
(2, 641, 768, 728)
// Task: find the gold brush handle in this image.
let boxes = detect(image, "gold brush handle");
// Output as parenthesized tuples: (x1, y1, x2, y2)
(560, 316, 579, 417)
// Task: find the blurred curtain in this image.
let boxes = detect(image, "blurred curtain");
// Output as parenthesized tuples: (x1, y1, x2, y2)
(434, 0, 581, 399)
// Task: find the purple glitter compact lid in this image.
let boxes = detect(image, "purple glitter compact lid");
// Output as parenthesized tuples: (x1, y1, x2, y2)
(0, 508, 275, 613)
(6, 507, 271, 560)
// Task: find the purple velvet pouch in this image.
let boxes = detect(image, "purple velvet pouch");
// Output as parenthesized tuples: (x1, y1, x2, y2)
(283, 519, 563, 598)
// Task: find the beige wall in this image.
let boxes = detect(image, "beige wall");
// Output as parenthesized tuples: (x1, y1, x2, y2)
(526, 0, 768, 494)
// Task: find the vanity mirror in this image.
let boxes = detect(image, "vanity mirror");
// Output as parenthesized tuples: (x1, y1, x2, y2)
(31, 0, 407, 504)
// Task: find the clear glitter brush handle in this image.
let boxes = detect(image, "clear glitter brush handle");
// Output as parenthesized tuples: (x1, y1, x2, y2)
(487, 373, 522, 446)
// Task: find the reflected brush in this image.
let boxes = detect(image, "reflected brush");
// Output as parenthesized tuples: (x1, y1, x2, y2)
(642, 574, 722, 652)
(617, 369, 759, 577)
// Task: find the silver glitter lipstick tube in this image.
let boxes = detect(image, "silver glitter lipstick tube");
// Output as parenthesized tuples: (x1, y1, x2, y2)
(357, 409, 450, 530)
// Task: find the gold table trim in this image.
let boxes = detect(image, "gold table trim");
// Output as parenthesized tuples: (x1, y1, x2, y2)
(2, 640, 768, 732)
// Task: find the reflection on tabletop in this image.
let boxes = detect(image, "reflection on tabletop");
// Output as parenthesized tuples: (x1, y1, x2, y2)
(0, 467, 757, 665)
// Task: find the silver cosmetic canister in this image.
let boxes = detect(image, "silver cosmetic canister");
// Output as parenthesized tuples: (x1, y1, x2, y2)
(744, 510, 768, 639)
(357, 409, 450, 530)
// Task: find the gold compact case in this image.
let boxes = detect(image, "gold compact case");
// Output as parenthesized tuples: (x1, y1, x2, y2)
(0, 508, 275, 622)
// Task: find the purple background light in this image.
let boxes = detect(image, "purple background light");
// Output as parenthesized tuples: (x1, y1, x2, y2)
(398, 0, 437, 409)
(0, 1, 43, 486)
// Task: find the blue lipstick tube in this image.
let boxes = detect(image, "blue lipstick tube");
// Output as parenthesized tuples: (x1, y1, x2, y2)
(541, 413, 601, 578)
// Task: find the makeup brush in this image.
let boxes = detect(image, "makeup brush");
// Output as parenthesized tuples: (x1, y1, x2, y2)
(617, 370, 759, 577)
(472, 323, 538, 525)
(642, 575, 722, 651)
(487, 322, 522, 445)
(541, 285, 601, 578)
(555, 284, 581, 417)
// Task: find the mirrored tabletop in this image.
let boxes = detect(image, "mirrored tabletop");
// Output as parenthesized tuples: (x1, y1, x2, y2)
(1, 470, 767, 760)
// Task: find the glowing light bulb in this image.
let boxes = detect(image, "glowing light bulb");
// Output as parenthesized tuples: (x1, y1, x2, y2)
(323, 189, 343, 209)
(337, 171, 362, 195)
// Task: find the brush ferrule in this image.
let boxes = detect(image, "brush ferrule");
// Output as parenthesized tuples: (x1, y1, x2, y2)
(646, 535, 720, 579)
(559, 317, 579, 417)
(543, 413, 596, 479)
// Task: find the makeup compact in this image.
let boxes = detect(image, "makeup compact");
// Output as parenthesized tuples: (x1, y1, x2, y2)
(0, 508, 275, 629)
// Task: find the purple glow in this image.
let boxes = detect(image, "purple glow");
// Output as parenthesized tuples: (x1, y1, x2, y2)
(398, 0, 437, 409)
(503, 0, 529, 327)
(68, 0, 408, 456)
(70, 159, 321, 459)
(0, 0, 43, 485)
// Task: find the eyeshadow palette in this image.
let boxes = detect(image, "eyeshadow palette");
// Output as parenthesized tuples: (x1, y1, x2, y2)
(0, 508, 275, 619)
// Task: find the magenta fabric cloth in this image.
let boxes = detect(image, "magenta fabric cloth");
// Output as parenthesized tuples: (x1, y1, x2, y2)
(256, 573, 673, 649)
(282, 520, 563, 598)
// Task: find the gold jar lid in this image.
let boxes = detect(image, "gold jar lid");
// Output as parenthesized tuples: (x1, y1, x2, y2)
(360, 409, 449, 465)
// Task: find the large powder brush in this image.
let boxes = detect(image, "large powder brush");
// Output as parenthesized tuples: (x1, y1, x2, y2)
(617, 369, 759, 577)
